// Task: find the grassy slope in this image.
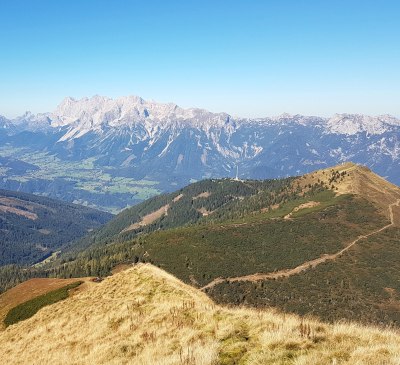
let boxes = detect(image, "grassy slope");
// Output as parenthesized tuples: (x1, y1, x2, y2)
(0, 277, 86, 330)
(4, 281, 82, 327)
(1, 264, 400, 365)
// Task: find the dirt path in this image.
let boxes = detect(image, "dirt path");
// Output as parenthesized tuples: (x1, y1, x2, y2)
(201, 198, 400, 291)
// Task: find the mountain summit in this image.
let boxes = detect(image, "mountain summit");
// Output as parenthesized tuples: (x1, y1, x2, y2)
(12, 95, 400, 139)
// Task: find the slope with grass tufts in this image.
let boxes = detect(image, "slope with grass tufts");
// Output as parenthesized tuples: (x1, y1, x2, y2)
(0, 277, 93, 330)
(1, 264, 400, 365)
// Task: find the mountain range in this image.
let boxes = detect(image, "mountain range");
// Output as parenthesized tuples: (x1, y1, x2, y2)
(0, 95, 399, 212)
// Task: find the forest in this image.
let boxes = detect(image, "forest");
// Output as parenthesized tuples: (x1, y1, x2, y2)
(0, 189, 112, 266)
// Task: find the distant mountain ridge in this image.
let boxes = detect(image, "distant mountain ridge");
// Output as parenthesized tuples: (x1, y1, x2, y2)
(4, 95, 400, 137)
(0, 95, 399, 211)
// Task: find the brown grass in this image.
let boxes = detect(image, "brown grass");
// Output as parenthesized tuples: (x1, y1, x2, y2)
(299, 162, 400, 223)
(0, 278, 89, 330)
(1, 264, 400, 364)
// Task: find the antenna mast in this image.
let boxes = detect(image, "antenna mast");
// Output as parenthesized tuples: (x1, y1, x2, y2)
(235, 165, 239, 181)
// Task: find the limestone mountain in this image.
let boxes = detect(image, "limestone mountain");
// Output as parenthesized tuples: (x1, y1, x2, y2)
(0, 96, 399, 212)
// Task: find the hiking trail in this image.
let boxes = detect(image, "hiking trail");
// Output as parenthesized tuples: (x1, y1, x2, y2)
(201, 198, 400, 291)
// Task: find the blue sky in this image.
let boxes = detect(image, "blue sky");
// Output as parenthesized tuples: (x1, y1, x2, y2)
(0, 0, 399, 118)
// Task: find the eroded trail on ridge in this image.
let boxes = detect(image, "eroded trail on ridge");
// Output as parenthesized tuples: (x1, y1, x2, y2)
(201, 199, 400, 291)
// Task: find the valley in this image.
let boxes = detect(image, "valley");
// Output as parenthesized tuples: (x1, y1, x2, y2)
(0, 146, 161, 213)
(0, 189, 112, 269)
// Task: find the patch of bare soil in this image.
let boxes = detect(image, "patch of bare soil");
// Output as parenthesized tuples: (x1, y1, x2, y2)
(122, 194, 184, 233)
(197, 207, 214, 216)
(122, 204, 170, 232)
(0, 205, 38, 220)
(173, 194, 184, 202)
(284, 201, 320, 219)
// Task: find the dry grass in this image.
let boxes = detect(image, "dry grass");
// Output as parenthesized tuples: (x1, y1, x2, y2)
(0, 278, 89, 331)
(299, 162, 400, 223)
(1, 264, 400, 364)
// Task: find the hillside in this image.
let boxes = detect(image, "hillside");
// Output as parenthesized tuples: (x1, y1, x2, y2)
(0, 189, 112, 266)
(31, 162, 400, 327)
(64, 177, 295, 254)
(1, 264, 400, 365)
(2, 163, 399, 326)
(59, 161, 400, 260)
(0, 277, 86, 330)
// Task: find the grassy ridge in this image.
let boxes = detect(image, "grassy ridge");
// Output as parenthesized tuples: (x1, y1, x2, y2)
(2, 265, 400, 364)
(4, 281, 82, 327)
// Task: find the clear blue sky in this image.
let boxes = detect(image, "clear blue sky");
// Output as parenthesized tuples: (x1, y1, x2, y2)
(0, 0, 399, 118)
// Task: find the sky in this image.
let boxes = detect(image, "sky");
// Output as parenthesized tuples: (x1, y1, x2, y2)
(0, 0, 399, 118)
